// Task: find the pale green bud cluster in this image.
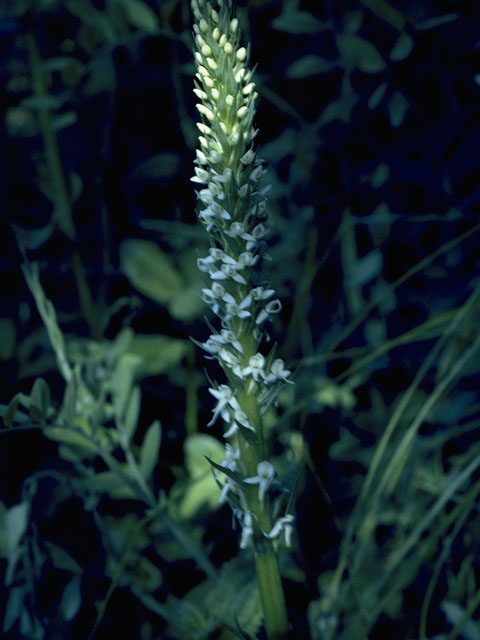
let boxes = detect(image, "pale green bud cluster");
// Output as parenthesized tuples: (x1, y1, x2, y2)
(191, 0, 259, 197)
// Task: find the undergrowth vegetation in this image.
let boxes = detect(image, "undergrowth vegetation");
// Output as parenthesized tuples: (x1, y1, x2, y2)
(1, 0, 480, 638)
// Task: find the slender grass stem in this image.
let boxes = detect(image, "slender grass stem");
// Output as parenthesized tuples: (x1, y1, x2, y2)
(27, 34, 97, 338)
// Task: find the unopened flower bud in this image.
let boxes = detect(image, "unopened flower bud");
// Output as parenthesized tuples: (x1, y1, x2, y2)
(236, 47, 247, 62)
(206, 57, 217, 71)
(237, 105, 248, 119)
(235, 68, 245, 83)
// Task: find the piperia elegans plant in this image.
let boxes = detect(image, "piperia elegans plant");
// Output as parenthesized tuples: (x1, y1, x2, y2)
(191, 0, 292, 636)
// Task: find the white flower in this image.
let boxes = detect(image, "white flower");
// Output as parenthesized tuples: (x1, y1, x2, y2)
(267, 514, 295, 547)
(217, 444, 241, 503)
(242, 353, 266, 382)
(224, 221, 246, 238)
(222, 292, 252, 319)
(191, 166, 210, 184)
(201, 283, 225, 314)
(207, 384, 240, 426)
(209, 269, 228, 281)
(211, 168, 232, 184)
(208, 329, 243, 353)
(233, 409, 255, 432)
(198, 207, 216, 229)
(265, 358, 293, 384)
(198, 188, 215, 205)
(197, 256, 213, 273)
(240, 149, 255, 165)
(223, 420, 239, 438)
(237, 252, 259, 267)
(251, 286, 275, 301)
(240, 511, 254, 548)
(218, 348, 239, 368)
(250, 163, 266, 182)
(255, 299, 282, 325)
(243, 460, 275, 503)
(202, 337, 222, 354)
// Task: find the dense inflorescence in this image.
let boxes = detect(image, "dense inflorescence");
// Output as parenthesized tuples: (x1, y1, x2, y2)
(191, 0, 294, 549)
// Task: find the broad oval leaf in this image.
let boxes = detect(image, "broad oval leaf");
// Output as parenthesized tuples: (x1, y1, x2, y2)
(127, 334, 188, 377)
(61, 576, 82, 622)
(185, 434, 224, 478)
(122, 0, 159, 33)
(176, 434, 225, 518)
(337, 33, 386, 73)
(388, 91, 409, 127)
(120, 239, 183, 305)
(272, 10, 325, 34)
(390, 32, 413, 61)
(287, 55, 335, 79)
(6, 502, 29, 556)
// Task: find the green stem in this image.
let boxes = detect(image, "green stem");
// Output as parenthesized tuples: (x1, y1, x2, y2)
(27, 34, 98, 338)
(236, 379, 289, 638)
(255, 539, 289, 640)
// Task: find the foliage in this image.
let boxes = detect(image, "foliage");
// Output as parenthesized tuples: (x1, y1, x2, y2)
(1, 0, 480, 638)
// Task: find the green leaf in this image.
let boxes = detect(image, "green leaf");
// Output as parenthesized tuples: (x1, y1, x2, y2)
(80, 470, 138, 500)
(185, 434, 224, 477)
(414, 13, 459, 31)
(204, 455, 243, 486)
(61, 576, 82, 622)
(29, 378, 51, 421)
(52, 111, 78, 131)
(388, 91, 409, 127)
(121, 0, 159, 33)
(112, 352, 142, 422)
(163, 557, 261, 639)
(272, 9, 326, 34)
(337, 33, 386, 73)
(21, 94, 63, 111)
(3, 586, 27, 633)
(43, 426, 97, 452)
(287, 55, 335, 79)
(44, 541, 82, 574)
(168, 283, 205, 321)
(390, 32, 413, 61)
(65, 0, 115, 42)
(120, 239, 183, 305)
(123, 384, 141, 446)
(346, 249, 383, 288)
(175, 435, 225, 518)
(3, 392, 28, 427)
(359, 0, 406, 31)
(139, 420, 161, 480)
(5, 502, 29, 556)
(371, 163, 390, 188)
(126, 334, 188, 377)
(368, 82, 388, 109)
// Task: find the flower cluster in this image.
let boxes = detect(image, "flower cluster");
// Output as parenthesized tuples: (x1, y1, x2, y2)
(191, 0, 294, 548)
